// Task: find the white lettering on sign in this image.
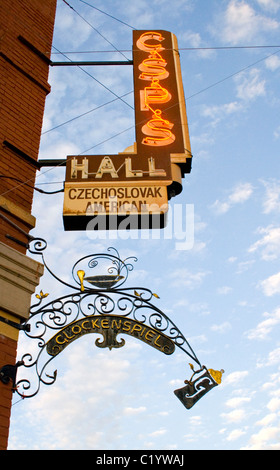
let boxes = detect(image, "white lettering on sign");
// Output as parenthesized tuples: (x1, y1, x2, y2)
(63, 184, 168, 216)
(70, 156, 167, 180)
(95, 156, 119, 179)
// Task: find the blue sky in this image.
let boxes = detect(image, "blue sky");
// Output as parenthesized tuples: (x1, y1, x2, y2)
(8, 0, 280, 450)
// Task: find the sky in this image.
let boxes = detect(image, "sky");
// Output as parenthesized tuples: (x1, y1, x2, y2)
(7, 0, 280, 450)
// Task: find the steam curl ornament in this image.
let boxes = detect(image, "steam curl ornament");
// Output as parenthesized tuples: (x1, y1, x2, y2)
(7, 241, 223, 409)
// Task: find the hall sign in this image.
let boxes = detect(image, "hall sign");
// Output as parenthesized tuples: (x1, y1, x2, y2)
(46, 315, 176, 356)
(63, 30, 192, 230)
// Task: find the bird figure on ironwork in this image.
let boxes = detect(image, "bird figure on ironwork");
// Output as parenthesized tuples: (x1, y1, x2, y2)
(208, 368, 224, 384)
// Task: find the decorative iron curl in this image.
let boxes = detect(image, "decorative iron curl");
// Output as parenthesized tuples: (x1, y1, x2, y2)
(28, 237, 47, 255)
(14, 244, 202, 399)
(14, 284, 202, 399)
(72, 247, 138, 289)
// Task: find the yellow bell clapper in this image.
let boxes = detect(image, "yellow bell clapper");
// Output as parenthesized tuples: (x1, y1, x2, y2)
(77, 270, 85, 291)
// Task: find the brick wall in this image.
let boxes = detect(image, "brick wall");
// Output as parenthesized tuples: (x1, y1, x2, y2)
(0, 0, 57, 253)
(0, 335, 17, 450)
(0, 0, 57, 450)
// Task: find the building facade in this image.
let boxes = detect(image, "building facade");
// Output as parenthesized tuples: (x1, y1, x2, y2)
(0, 0, 57, 450)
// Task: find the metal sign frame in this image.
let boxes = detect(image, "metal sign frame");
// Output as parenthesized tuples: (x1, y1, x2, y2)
(0, 239, 223, 410)
(62, 30, 192, 231)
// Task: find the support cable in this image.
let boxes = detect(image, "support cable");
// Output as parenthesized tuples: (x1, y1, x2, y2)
(42, 90, 133, 135)
(77, 0, 135, 30)
(2, 47, 280, 198)
(50, 44, 280, 55)
(43, 47, 280, 144)
(62, 0, 131, 61)
(52, 45, 134, 110)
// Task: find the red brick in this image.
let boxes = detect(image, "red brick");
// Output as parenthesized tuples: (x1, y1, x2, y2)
(0, 1, 57, 449)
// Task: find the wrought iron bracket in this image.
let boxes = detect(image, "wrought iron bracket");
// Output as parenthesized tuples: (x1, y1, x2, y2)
(5, 234, 29, 248)
(50, 60, 133, 66)
(0, 315, 30, 332)
(0, 361, 24, 390)
(11, 238, 223, 408)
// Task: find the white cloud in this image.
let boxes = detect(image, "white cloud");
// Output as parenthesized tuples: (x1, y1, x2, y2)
(211, 200, 231, 215)
(274, 126, 280, 140)
(255, 0, 280, 13)
(256, 414, 277, 426)
(123, 1, 154, 28)
(123, 406, 147, 415)
(221, 408, 246, 423)
(217, 286, 233, 295)
(265, 55, 280, 71)
(189, 416, 203, 426)
(235, 68, 266, 101)
(181, 30, 215, 59)
(225, 397, 251, 408)
(248, 226, 280, 261)
(228, 183, 254, 203)
(236, 260, 255, 274)
(226, 428, 246, 441)
(202, 101, 243, 127)
(259, 271, 280, 296)
(211, 183, 253, 214)
(54, 5, 93, 48)
(169, 268, 209, 289)
(182, 30, 202, 48)
(242, 426, 280, 449)
(216, 0, 279, 45)
(148, 428, 167, 438)
(14, 339, 135, 449)
(246, 307, 280, 339)
(267, 397, 280, 413)
(210, 321, 232, 333)
(262, 180, 280, 214)
(39, 111, 82, 157)
(257, 347, 280, 367)
(222, 370, 249, 386)
(267, 348, 280, 366)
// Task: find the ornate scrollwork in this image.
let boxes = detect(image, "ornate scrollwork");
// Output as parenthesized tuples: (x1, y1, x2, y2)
(28, 237, 48, 255)
(173, 365, 223, 409)
(12, 242, 221, 409)
(72, 247, 137, 290)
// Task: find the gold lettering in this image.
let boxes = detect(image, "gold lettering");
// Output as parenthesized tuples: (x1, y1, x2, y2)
(47, 316, 175, 357)
(101, 319, 109, 329)
(64, 330, 75, 340)
(122, 320, 132, 332)
(145, 329, 156, 342)
(72, 325, 81, 335)
(130, 323, 143, 334)
(140, 327, 147, 337)
(91, 318, 100, 329)
(112, 319, 122, 329)
(81, 320, 91, 330)
(56, 334, 68, 345)
(154, 334, 162, 349)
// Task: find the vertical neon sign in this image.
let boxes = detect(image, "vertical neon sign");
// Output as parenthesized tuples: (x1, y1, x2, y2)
(136, 31, 175, 147)
(133, 29, 192, 169)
